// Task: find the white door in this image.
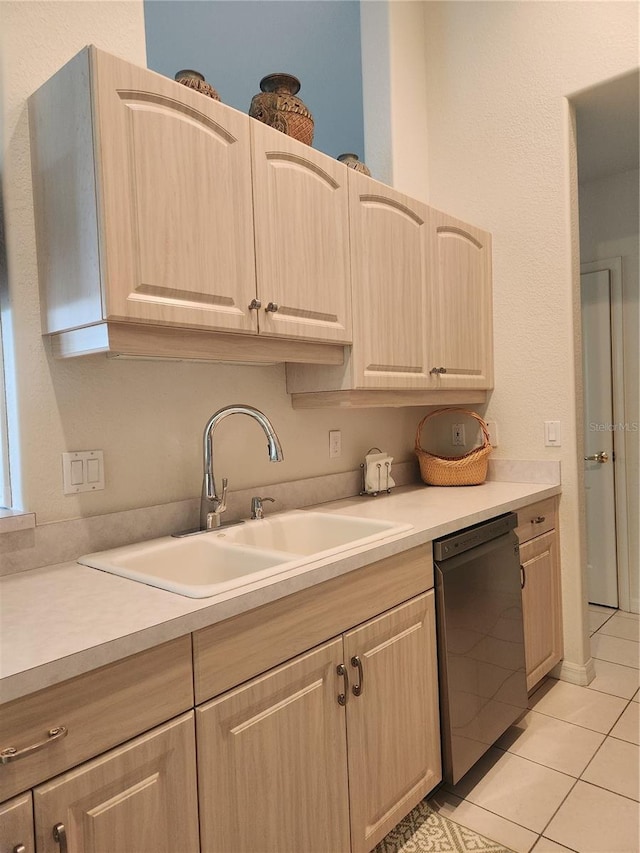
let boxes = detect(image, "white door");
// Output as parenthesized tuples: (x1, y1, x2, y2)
(581, 269, 618, 607)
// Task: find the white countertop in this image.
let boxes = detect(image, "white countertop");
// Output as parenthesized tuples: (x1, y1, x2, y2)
(0, 480, 560, 702)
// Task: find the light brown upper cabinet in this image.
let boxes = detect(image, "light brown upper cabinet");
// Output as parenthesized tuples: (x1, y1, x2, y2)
(348, 171, 432, 388)
(29, 46, 345, 364)
(31, 47, 257, 336)
(251, 121, 352, 343)
(286, 173, 435, 404)
(287, 172, 493, 408)
(427, 209, 494, 390)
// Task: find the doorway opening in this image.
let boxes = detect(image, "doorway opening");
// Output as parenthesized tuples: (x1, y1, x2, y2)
(580, 258, 629, 609)
(574, 70, 639, 614)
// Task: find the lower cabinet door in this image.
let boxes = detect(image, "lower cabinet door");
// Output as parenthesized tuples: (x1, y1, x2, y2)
(343, 592, 442, 853)
(33, 714, 199, 853)
(0, 791, 35, 853)
(521, 530, 563, 690)
(196, 638, 351, 853)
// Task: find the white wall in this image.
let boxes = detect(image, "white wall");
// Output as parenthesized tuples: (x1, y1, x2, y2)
(0, 0, 427, 525)
(376, 0, 638, 673)
(579, 168, 639, 610)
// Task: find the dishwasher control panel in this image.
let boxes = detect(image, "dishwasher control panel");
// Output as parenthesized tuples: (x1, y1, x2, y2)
(433, 512, 517, 561)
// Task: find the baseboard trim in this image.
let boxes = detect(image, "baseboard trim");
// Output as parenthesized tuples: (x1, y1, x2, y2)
(551, 657, 596, 686)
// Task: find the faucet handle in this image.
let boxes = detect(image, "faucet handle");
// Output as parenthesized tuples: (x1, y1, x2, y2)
(218, 478, 229, 513)
(250, 495, 275, 520)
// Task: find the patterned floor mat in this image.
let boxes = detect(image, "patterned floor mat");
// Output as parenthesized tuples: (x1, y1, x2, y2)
(374, 799, 515, 853)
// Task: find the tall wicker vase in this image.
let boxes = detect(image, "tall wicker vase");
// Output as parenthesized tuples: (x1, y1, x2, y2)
(249, 73, 314, 146)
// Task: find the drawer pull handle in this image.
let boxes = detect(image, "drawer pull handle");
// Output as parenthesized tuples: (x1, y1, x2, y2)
(532, 516, 545, 524)
(520, 564, 526, 589)
(13, 845, 26, 853)
(53, 823, 68, 853)
(351, 655, 364, 696)
(0, 725, 68, 764)
(337, 663, 349, 706)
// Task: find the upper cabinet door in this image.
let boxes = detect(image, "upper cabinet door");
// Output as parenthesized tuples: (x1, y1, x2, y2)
(250, 121, 352, 343)
(92, 48, 258, 333)
(427, 209, 494, 389)
(348, 171, 431, 389)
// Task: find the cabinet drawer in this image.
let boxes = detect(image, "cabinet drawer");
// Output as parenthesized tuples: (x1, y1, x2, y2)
(0, 791, 35, 853)
(516, 497, 557, 543)
(0, 635, 193, 801)
(193, 546, 433, 704)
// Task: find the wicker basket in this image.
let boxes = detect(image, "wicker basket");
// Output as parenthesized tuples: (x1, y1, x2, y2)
(415, 408, 492, 486)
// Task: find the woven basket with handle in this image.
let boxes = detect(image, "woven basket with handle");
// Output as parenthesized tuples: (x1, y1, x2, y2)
(415, 408, 492, 486)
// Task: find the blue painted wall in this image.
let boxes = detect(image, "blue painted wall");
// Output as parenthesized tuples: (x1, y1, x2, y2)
(144, 0, 365, 161)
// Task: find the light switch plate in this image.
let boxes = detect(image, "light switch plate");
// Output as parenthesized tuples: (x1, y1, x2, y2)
(62, 450, 105, 494)
(329, 430, 342, 458)
(544, 421, 561, 447)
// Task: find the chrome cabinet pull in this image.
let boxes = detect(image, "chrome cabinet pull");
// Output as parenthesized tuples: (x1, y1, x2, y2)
(265, 302, 279, 313)
(53, 823, 68, 853)
(520, 565, 526, 589)
(248, 298, 261, 310)
(337, 663, 349, 706)
(532, 516, 545, 524)
(0, 725, 68, 764)
(430, 366, 447, 374)
(13, 845, 26, 853)
(351, 655, 364, 696)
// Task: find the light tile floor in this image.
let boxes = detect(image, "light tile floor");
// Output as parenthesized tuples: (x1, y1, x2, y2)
(429, 605, 640, 853)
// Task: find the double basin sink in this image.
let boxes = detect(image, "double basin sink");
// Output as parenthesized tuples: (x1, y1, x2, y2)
(78, 511, 412, 598)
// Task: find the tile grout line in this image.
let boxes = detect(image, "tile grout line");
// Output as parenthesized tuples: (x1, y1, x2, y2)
(490, 739, 597, 780)
(536, 775, 581, 843)
(525, 702, 628, 737)
(575, 774, 640, 805)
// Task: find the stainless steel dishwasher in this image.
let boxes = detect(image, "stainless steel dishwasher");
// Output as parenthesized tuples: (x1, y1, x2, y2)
(434, 512, 528, 784)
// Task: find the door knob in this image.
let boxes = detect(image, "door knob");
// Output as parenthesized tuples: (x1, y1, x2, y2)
(584, 451, 609, 463)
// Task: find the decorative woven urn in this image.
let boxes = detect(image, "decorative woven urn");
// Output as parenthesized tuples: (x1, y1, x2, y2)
(174, 69, 220, 101)
(337, 153, 371, 177)
(249, 73, 314, 146)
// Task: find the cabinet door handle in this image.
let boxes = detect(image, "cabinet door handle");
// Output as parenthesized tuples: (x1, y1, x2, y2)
(520, 565, 526, 589)
(430, 366, 447, 374)
(265, 302, 279, 313)
(532, 516, 545, 524)
(337, 663, 349, 706)
(248, 298, 261, 310)
(0, 725, 68, 764)
(13, 845, 26, 853)
(53, 823, 68, 853)
(351, 655, 364, 696)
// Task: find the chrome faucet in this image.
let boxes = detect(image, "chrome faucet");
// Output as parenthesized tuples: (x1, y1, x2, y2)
(200, 405, 284, 530)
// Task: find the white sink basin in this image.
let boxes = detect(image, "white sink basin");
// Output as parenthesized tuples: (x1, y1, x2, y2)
(78, 511, 412, 598)
(78, 536, 295, 598)
(214, 511, 410, 557)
